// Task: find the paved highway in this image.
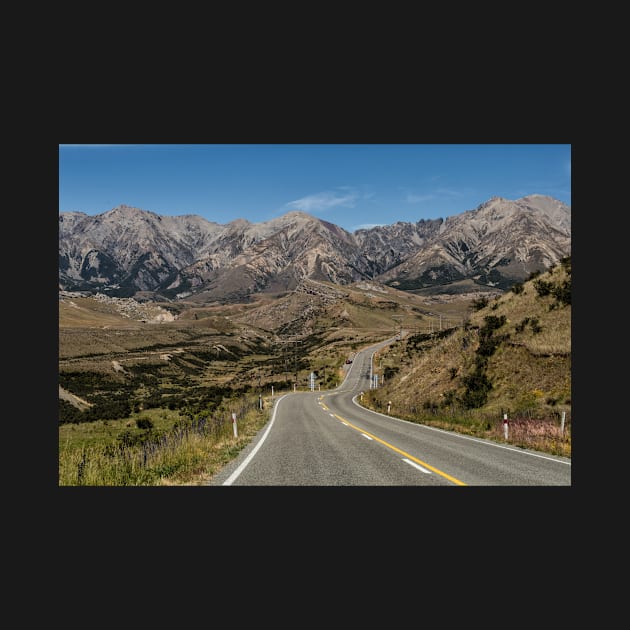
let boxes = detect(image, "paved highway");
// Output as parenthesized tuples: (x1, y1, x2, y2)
(209, 336, 571, 486)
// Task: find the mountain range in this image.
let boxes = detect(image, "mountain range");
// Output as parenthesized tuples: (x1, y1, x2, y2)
(59, 194, 571, 302)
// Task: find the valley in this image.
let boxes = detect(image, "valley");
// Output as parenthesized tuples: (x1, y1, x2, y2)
(58, 194, 571, 485)
(59, 278, 480, 405)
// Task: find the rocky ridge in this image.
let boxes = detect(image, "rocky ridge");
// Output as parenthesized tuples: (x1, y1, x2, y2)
(59, 195, 570, 300)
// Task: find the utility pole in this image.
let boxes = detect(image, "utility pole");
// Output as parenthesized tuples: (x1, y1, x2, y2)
(277, 337, 303, 389)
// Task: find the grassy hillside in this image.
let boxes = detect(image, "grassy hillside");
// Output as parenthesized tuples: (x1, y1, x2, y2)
(59, 271, 567, 485)
(362, 257, 571, 456)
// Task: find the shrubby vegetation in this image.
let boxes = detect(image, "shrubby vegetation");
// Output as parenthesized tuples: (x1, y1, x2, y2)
(361, 258, 571, 456)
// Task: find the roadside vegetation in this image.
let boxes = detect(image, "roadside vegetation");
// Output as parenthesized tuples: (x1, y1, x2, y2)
(361, 258, 571, 457)
(58, 265, 570, 484)
(59, 391, 278, 485)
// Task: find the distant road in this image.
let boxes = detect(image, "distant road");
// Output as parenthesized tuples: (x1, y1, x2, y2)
(209, 336, 571, 486)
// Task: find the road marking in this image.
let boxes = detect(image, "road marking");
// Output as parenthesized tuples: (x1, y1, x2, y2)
(221, 394, 290, 486)
(403, 458, 431, 474)
(361, 433, 373, 440)
(350, 395, 570, 465)
(332, 413, 466, 485)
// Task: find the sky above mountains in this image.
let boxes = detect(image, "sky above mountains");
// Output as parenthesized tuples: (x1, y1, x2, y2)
(59, 144, 571, 233)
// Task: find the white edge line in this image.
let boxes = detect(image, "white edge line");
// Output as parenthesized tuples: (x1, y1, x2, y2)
(222, 394, 289, 486)
(351, 395, 571, 465)
(403, 458, 431, 473)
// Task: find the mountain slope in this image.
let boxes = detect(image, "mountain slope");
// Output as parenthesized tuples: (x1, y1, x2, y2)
(59, 195, 570, 300)
(363, 257, 571, 454)
(59, 205, 226, 294)
(376, 195, 570, 291)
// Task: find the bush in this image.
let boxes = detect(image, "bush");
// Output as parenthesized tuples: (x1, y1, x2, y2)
(533, 279, 553, 298)
(551, 280, 571, 306)
(472, 296, 489, 311)
(460, 370, 492, 409)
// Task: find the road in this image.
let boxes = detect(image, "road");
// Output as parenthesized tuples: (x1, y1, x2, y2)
(209, 336, 571, 486)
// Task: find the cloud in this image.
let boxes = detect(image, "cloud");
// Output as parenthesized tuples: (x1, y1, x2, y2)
(352, 223, 385, 231)
(286, 188, 360, 213)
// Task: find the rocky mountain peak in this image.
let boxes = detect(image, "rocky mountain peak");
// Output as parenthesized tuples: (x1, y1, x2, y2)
(59, 195, 571, 299)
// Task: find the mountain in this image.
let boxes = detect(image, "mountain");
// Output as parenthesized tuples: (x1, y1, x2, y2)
(376, 195, 571, 291)
(59, 205, 225, 294)
(59, 195, 570, 300)
(173, 212, 369, 303)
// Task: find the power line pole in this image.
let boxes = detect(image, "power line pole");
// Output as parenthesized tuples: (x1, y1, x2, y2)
(277, 338, 303, 388)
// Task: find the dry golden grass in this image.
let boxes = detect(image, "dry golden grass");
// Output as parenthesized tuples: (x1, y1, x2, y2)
(59, 265, 571, 483)
(59, 399, 270, 486)
(364, 262, 571, 456)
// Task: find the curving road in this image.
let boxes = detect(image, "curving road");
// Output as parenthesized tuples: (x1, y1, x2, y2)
(209, 336, 571, 486)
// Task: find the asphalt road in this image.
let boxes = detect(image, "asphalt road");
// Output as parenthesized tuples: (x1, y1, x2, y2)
(209, 336, 571, 486)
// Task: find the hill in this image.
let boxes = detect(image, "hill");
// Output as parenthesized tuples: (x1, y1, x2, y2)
(362, 257, 571, 456)
(58, 277, 456, 421)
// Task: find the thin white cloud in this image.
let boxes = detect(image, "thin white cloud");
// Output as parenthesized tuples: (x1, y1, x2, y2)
(286, 189, 360, 212)
(352, 223, 384, 231)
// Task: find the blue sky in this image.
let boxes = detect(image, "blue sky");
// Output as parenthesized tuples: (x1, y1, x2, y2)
(59, 144, 571, 232)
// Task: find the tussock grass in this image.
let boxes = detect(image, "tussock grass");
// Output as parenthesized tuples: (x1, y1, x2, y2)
(59, 395, 273, 486)
(364, 261, 571, 457)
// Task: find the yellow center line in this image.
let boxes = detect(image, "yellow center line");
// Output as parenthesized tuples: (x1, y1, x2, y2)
(332, 413, 467, 486)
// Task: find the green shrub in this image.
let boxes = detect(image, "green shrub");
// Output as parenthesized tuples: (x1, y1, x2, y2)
(551, 279, 571, 306)
(460, 370, 492, 409)
(533, 278, 553, 297)
(472, 296, 489, 311)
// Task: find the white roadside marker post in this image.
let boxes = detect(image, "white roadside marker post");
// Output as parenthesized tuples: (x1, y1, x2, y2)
(503, 413, 509, 440)
(232, 412, 238, 438)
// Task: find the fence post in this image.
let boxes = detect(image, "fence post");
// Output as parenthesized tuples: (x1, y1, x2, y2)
(503, 413, 509, 440)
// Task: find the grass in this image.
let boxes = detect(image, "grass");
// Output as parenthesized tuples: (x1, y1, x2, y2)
(59, 393, 276, 485)
(59, 266, 570, 483)
(362, 262, 571, 457)
(359, 400, 571, 457)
